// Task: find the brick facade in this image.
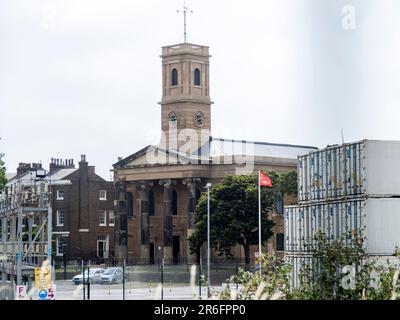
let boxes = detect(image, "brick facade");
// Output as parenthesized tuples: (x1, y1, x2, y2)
(49, 156, 115, 261)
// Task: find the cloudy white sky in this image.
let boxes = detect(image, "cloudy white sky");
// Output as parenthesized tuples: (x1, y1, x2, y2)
(1, 0, 400, 180)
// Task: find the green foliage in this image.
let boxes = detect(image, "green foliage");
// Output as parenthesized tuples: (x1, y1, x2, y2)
(0, 152, 6, 191)
(189, 171, 297, 265)
(290, 232, 368, 300)
(291, 233, 400, 300)
(220, 254, 291, 300)
(218, 232, 400, 300)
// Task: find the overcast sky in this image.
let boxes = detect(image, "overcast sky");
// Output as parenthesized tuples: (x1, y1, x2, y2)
(1, 0, 400, 180)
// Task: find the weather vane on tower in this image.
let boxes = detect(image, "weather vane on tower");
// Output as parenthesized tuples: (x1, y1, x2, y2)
(177, 0, 193, 43)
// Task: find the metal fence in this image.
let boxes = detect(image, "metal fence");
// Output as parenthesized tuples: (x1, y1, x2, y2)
(2, 258, 250, 300)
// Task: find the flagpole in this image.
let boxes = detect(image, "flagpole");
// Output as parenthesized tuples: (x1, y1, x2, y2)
(258, 170, 262, 277)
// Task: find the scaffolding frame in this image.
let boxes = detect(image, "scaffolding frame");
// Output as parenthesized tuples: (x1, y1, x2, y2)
(0, 175, 52, 298)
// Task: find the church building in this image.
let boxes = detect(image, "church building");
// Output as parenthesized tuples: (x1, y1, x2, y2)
(112, 42, 317, 264)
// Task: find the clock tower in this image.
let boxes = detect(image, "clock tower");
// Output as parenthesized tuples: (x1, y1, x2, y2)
(159, 43, 213, 153)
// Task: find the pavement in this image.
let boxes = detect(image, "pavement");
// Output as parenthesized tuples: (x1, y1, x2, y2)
(31, 281, 224, 300)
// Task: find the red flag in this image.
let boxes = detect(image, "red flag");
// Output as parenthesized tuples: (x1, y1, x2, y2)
(259, 170, 272, 187)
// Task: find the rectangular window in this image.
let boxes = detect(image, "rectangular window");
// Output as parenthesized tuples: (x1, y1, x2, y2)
(276, 233, 285, 252)
(109, 210, 115, 226)
(56, 190, 65, 200)
(99, 190, 107, 201)
(99, 210, 107, 226)
(56, 210, 64, 226)
(127, 192, 134, 218)
(148, 190, 155, 216)
(56, 237, 66, 256)
(275, 196, 284, 215)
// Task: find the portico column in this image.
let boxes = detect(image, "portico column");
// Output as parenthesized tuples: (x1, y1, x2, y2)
(159, 179, 176, 262)
(114, 180, 128, 261)
(184, 178, 202, 264)
(138, 183, 152, 262)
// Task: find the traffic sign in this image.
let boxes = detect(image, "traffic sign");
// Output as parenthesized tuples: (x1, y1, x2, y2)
(15, 285, 28, 300)
(38, 289, 48, 300)
(47, 283, 56, 300)
(35, 267, 51, 289)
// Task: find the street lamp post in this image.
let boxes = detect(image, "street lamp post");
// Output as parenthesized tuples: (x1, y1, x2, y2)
(204, 183, 212, 298)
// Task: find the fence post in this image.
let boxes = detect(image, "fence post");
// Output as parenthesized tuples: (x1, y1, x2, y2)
(87, 260, 90, 300)
(199, 258, 202, 298)
(63, 254, 67, 280)
(161, 258, 164, 300)
(123, 259, 126, 301)
(82, 260, 85, 301)
(236, 261, 239, 290)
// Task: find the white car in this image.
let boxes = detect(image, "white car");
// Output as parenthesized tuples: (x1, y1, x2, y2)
(72, 268, 105, 285)
(99, 267, 126, 285)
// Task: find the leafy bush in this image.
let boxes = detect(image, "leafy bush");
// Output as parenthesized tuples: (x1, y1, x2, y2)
(219, 232, 400, 300)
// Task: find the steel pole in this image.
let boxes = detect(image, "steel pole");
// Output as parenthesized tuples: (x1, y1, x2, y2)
(123, 259, 126, 300)
(161, 258, 164, 300)
(199, 257, 202, 298)
(47, 207, 52, 263)
(258, 171, 262, 276)
(82, 260, 85, 301)
(16, 207, 23, 285)
(87, 260, 90, 300)
(1, 217, 7, 300)
(207, 187, 210, 298)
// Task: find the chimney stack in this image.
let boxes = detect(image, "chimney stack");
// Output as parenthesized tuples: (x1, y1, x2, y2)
(49, 157, 76, 173)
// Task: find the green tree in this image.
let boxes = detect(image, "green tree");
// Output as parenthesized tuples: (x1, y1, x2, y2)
(189, 171, 297, 267)
(0, 152, 6, 191)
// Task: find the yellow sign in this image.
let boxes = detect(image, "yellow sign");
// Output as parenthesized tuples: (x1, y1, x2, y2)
(35, 267, 51, 289)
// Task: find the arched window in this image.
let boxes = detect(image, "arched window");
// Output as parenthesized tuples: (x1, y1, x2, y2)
(172, 189, 178, 216)
(171, 68, 178, 86)
(194, 68, 201, 86)
(127, 192, 134, 218)
(149, 190, 155, 216)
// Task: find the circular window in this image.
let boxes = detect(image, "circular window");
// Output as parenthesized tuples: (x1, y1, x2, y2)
(168, 112, 179, 127)
(194, 111, 205, 127)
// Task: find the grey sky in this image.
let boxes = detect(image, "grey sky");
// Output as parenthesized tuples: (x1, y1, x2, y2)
(1, 0, 400, 180)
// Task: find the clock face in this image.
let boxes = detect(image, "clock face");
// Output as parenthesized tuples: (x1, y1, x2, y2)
(194, 112, 205, 127)
(168, 112, 179, 127)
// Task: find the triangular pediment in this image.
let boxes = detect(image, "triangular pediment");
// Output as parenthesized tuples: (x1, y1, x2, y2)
(115, 145, 197, 168)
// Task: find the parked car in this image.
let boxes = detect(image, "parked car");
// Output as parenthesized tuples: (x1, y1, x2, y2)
(99, 267, 126, 285)
(72, 268, 105, 285)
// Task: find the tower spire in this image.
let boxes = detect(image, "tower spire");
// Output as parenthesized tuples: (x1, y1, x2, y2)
(177, 0, 193, 43)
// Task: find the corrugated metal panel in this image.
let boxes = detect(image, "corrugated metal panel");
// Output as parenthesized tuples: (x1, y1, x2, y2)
(285, 198, 400, 256)
(298, 140, 400, 203)
(285, 255, 315, 289)
(285, 206, 300, 252)
(285, 199, 367, 254)
(286, 254, 400, 289)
